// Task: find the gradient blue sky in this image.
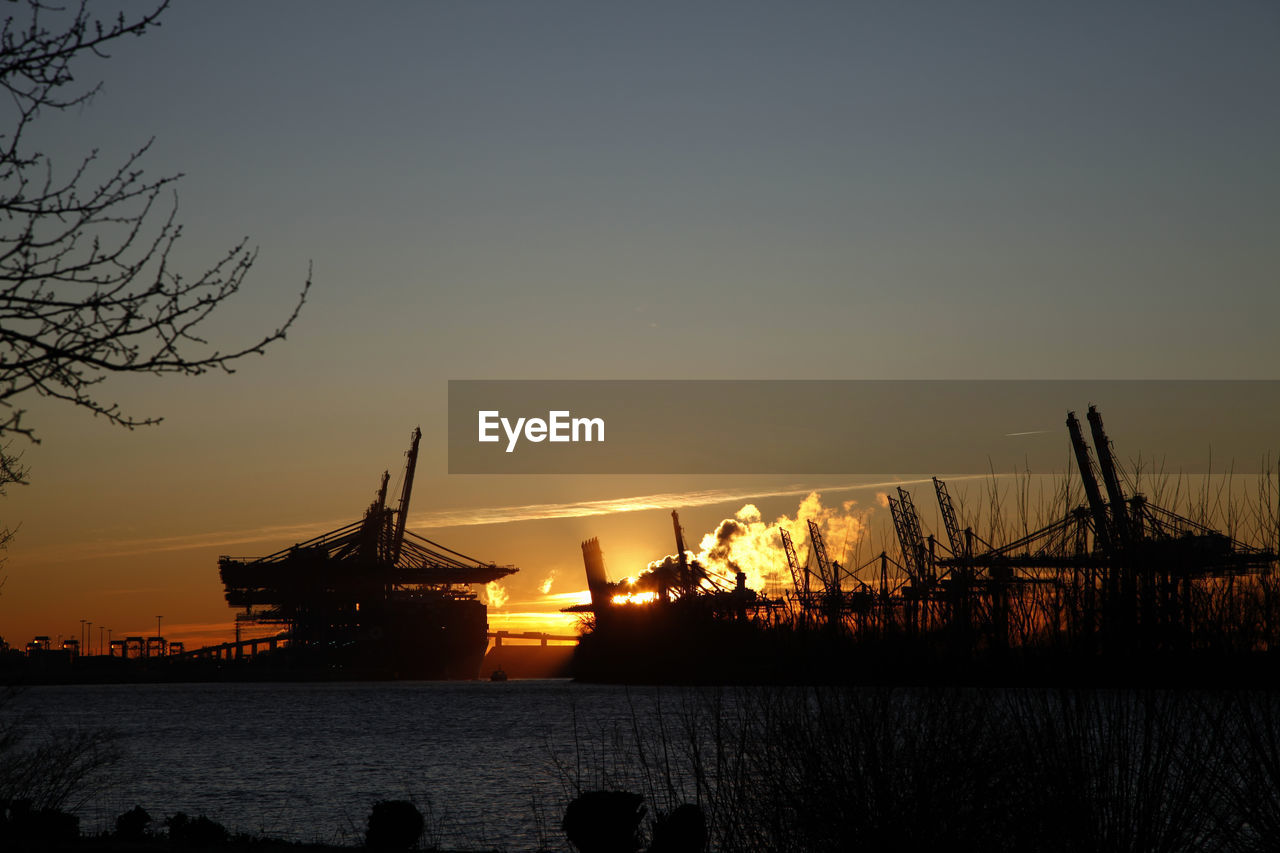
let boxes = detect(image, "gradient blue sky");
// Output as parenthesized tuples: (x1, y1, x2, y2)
(3, 2, 1277, 645)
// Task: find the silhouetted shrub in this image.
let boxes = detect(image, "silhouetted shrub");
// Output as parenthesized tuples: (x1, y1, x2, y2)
(1001, 689, 1230, 852)
(563, 790, 646, 853)
(0, 798, 79, 843)
(365, 799, 424, 851)
(115, 804, 152, 840)
(557, 686, 1262, 852)
(165, 811, 230, 846)
(650, 803, 706, 853)
(0, 688, 120, 815)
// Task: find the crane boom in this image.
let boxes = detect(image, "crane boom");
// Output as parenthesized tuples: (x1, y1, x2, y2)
(1067, 411, 1113, 554)
(361, 469, 393, 560)
(779, 528, 805, 595)
(1086, 405, 1130, 543)
(807, 519, 834, 591)
(672, 510, 693, 597)
(933, 477, 964, 557)
(390, 427, 422, 564)
(888, 495, 913, 579)
(897, 487, 929, 582)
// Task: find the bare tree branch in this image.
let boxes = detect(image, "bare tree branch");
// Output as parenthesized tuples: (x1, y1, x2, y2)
(0, 0, 309, 436)
(0, 0, 310, 554)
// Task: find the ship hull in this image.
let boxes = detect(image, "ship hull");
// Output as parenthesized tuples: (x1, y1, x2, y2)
(283, 596, 491, 680)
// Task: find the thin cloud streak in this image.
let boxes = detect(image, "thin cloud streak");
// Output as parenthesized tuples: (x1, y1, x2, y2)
(98, 586, 165, 597)
(113, 620, 242, 640)
(19, 477, 990, 563)
(406, 478, 968, 529)
(17, 517, 355, 563)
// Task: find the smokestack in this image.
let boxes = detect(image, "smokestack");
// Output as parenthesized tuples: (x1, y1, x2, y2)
(582, 538, 610, 611)
(673, 510, 690, 600)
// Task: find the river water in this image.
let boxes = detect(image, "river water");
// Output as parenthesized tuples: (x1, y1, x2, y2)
(3, 680, 684, 851)
(7, 682, 1269, 851)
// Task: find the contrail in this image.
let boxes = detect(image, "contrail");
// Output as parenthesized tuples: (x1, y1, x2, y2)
(405, 478, 968, 529)
(19, 476, 991, 562)
(1004, 430, 1048, 437)
(14, 518, 353, 563)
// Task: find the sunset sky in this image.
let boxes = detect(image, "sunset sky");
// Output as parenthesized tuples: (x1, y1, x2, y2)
(2, 2, 1277, 650)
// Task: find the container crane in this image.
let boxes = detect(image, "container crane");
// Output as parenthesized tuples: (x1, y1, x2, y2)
(779, 527, 806, 596)
(1087, 405, 1130, 544)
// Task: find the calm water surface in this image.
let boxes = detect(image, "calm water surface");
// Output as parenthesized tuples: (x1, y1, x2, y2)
(5, 680, 691, 850)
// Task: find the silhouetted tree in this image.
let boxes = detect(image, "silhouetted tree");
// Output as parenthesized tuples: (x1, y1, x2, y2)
(113, 805, 151, 841)
(0, 1, 309, 552)
(365, 800, 424, 852)
(164, 812, 229, 846)
(563, 791, 646, 853)
(650, 803, 706, 853)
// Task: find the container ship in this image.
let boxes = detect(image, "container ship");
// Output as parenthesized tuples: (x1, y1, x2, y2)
(218, 428, 518, 680)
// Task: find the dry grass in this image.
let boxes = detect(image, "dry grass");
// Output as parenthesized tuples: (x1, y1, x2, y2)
(557, 686, 1280, 853)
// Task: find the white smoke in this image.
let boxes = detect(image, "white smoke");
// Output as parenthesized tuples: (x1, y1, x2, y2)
(649, 491, 872, 593)
(485, 581, 509, 609)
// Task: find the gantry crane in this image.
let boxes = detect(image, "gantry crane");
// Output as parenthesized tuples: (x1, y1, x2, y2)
(218, 428, 517, 678)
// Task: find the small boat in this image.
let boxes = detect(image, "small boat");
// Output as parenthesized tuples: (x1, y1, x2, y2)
(490, 666, 508, 682)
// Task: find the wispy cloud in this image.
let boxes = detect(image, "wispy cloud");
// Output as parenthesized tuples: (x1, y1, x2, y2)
(519, 590, 591, 606)
(19, 477, 983, 564)
(405, 479, 949, 529)
(111, 620, 243, 641)
(17, 517, 352, 563)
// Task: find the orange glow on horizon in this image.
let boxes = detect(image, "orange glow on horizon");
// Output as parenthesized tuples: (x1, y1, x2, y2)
(610, 591, 658, 606)
(479, 588, 592, 639)
(2, 482, 884, 657)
